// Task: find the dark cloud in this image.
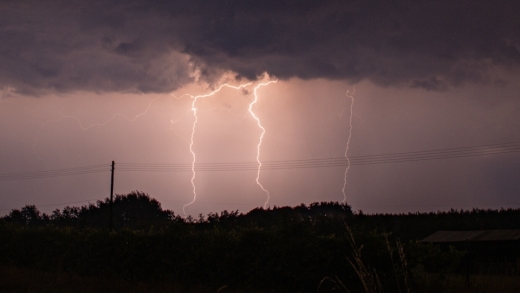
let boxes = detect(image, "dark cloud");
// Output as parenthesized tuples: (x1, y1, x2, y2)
(1, 0, 519, 95)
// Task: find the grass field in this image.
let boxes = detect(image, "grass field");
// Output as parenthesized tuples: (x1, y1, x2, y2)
(0, 266, 265, 293)
(413, 272, 520, 293)
(2, 265, 520, 293)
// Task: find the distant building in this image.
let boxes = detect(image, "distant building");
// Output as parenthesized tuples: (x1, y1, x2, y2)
(422, 230, 520, 274)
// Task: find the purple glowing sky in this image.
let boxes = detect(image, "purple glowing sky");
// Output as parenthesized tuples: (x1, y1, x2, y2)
(1, 0, 520, 216)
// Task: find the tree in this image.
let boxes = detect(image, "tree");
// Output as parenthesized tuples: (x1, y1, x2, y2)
(5, 205, 42, 226)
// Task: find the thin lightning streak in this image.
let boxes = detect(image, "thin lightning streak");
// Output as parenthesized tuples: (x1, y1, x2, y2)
(182, 82, 252, 215)
(32, 98, 158, 161)
(169, 110, 194, 143)
(248, 80, 278, 208)
(58, 98, 157, 130)
(342, 88, 355, 203)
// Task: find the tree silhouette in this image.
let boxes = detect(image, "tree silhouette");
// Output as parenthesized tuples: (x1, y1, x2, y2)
(5, 205, 43, 226)
(109, 191, 174, 230)
(26, 191, 175, 230)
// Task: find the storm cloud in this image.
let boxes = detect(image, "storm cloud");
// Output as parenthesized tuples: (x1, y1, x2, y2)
(1, 0, 520, 95)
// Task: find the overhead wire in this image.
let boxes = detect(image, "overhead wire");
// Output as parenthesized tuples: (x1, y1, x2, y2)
(0, 198, 104, 211)
(0, 141, 519, 178)
(2, 141, 519, 212)
(118, 141, 520, 172)
(0, 164, 109, 181)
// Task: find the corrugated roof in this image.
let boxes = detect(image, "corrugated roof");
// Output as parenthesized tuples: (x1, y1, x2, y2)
(422, 230, 520, 242)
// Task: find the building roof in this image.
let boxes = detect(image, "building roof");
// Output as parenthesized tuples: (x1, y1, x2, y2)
(422, 230, 520, 243)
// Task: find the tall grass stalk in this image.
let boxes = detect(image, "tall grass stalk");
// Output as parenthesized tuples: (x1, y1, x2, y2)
(345, 227, 383, 293)
(319, 227, 383, 293)
(396, 239, 410, 293)
(384, 235, 411, 293)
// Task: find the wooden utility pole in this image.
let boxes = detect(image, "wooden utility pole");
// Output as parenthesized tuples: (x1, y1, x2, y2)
(109, 160, 115, 231)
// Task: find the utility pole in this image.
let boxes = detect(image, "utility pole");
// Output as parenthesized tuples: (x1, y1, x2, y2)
(109, 160, 115, 231)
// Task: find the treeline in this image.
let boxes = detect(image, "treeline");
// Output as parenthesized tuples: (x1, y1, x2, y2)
(3, 192, 175, 230)
(1, 191, 519, 292)
(4, 191, 519, 240)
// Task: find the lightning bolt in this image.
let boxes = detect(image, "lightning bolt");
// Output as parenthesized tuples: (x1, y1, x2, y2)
(182, 82, 252, 215)
(341, 88, 355, 203)
(31, 79, 279, 215)
(248, 80, 278, 208)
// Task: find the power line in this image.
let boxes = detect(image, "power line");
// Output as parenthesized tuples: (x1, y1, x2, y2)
(118, 141, 520, 172)
(0, 164, 109, 181)
(0, 141, 519, 180)
(158, 198, 260, 206)
(37, 198, 105, 208)
(354, 202, 520, 209)
(0, 198, 104, 211)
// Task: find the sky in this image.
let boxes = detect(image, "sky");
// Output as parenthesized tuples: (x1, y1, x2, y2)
(1, 0, 520, 216)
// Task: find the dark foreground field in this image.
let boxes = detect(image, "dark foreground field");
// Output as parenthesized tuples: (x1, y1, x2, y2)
(1, 192, 520, 292)
(2, 265, 520, 293)
(0, 265, 253, 293)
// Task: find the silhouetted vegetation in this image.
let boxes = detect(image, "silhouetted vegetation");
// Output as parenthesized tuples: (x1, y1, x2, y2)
(1, 192, 519, 292)
(3, 191, 176, 230)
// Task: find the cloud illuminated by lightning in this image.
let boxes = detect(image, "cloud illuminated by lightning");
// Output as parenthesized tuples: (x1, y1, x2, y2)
(248, 80, 278, 208)
(341, 88, 355, 203)
(182, 82, 252, 215)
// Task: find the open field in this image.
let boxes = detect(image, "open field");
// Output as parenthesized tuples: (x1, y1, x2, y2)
(0, 266, 262, 293)
(2, 265, 520, 293)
